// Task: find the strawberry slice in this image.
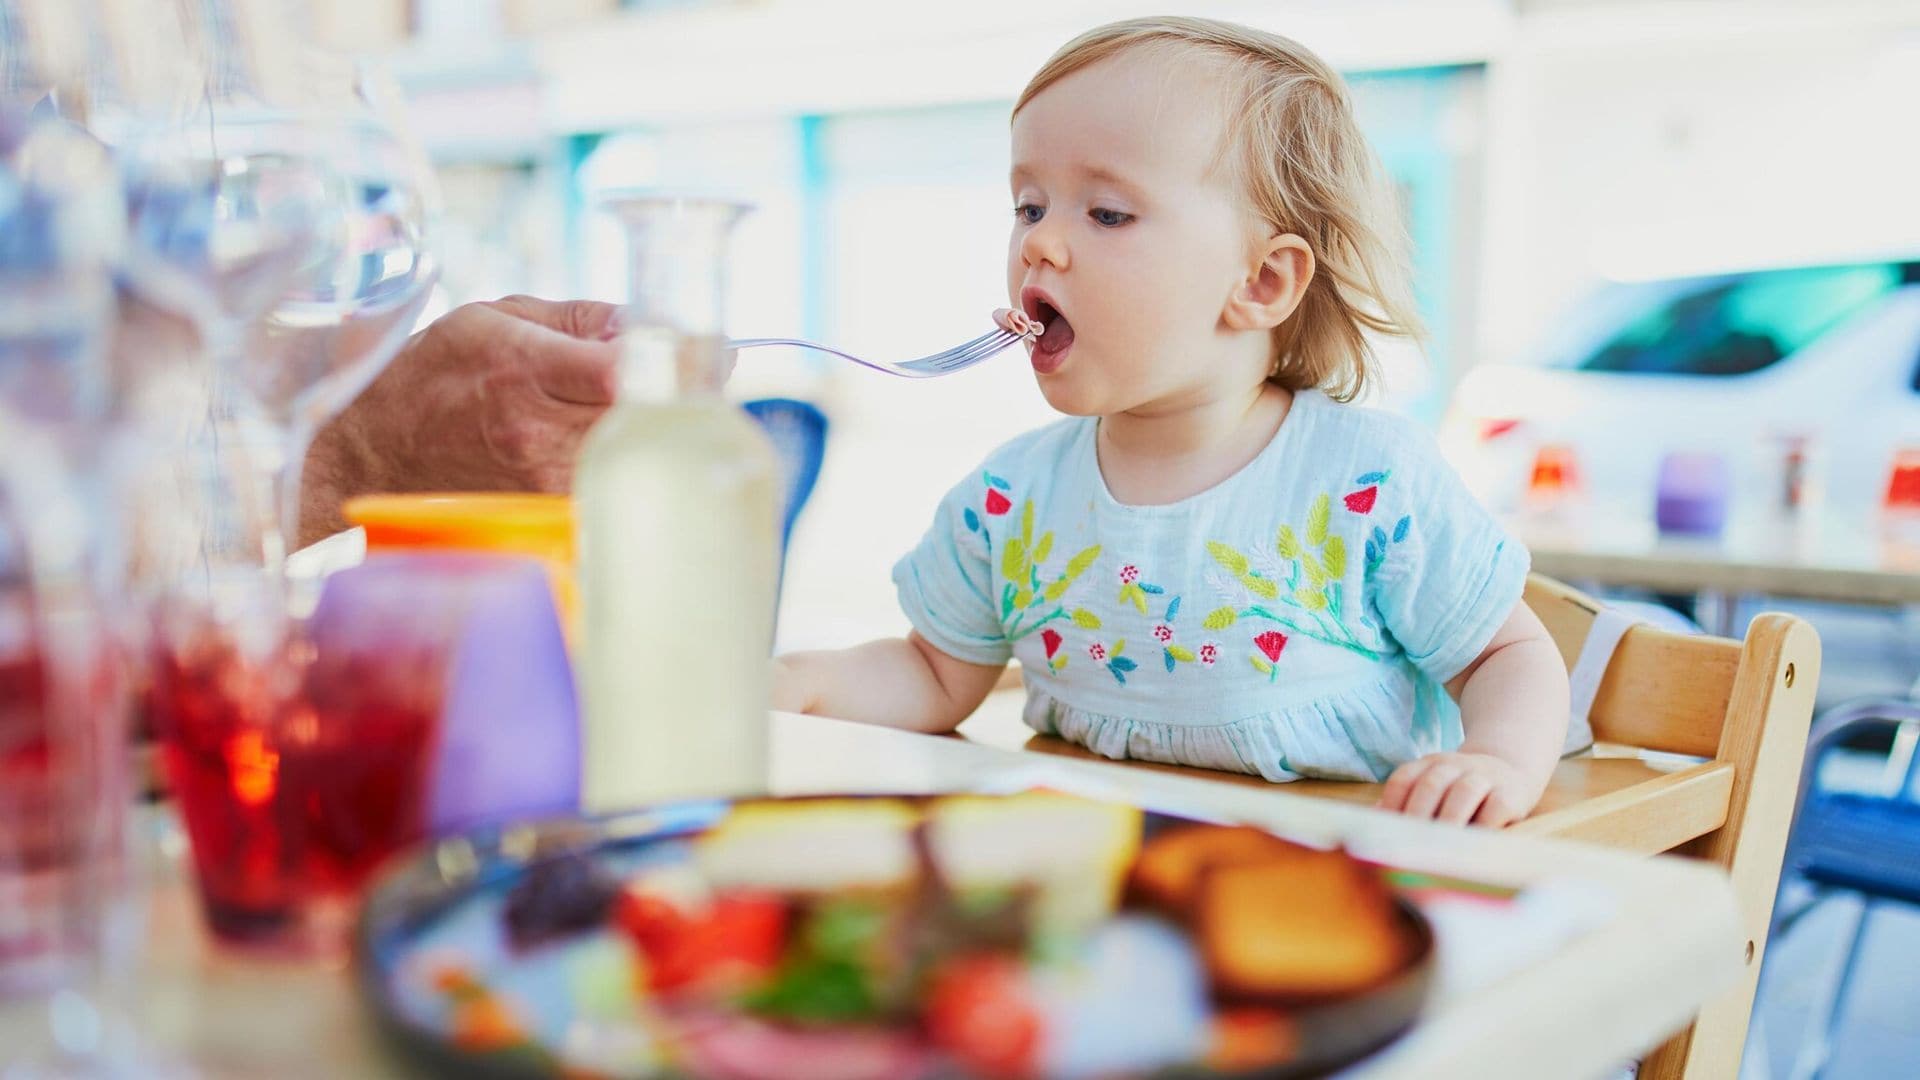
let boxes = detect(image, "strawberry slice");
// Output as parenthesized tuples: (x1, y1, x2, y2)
(925, 955, 1043, 1079)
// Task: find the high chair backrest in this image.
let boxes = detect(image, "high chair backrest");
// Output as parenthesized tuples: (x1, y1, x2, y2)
(1519, 573, 1821, 1080)
(1524, 574, 1742, 758)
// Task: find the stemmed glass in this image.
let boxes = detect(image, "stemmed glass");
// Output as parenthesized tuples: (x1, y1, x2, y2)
(105, 0, 440, 576)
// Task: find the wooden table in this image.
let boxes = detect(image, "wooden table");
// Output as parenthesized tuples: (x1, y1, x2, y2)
(4, 713, 1745, 1080)
(1515, 513, 1920, 610)
(1511, 512, 1919, 647)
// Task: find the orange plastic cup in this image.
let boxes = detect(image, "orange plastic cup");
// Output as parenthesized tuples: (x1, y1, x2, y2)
(342, 494, 578, 640)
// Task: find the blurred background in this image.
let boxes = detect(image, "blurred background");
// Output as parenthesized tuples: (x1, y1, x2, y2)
(324, 0, 1919, 666)
(1, 1, 1916, 1075)
(337, 2, 1920, 1071)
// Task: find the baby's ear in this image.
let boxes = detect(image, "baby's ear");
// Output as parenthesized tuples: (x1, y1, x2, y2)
(1223, 233, 1314, 332)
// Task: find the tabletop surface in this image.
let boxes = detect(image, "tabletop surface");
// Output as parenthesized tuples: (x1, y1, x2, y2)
(3, 712, 1744, 1080)
(1512, 510, 1920, 605)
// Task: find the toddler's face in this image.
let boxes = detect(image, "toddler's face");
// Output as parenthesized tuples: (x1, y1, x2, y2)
(1008, 48, 1262, 417)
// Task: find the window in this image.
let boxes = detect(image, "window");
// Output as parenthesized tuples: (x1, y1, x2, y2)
(1576, 262, 1907, 377)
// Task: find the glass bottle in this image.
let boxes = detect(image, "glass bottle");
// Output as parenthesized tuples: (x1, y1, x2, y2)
(575, 195, 778, 812)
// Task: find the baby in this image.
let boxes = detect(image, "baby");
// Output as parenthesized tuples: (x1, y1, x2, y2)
(774, 17, 1569, 826)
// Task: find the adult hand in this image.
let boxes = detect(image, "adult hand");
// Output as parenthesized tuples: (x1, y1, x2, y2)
(299, 295, 621, 546)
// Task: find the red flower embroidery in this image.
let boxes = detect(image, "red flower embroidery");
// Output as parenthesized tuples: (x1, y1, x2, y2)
(1152, 624, 1173, 643)
(1254, 631, 1288, 663)
(1041, 629, 1062, 659)
(1118, 564, 1139, 585)
(985, 489, 1012, 516)
(1087, 642, 1107, 661)
(1344, 486, 1378, 514)
(1198, 643, 1218, 666)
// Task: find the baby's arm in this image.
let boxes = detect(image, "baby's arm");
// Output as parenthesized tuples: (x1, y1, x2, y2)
(771, 632, 1006, 734)
(1378, 600, 1569, 826)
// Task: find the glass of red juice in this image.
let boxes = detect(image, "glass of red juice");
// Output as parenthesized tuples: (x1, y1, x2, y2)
(148, 573, 448, 955)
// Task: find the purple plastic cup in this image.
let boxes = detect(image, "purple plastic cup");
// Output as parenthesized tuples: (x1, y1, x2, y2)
(1654, 451, 1732, 537)
(310, 552, 580, 836)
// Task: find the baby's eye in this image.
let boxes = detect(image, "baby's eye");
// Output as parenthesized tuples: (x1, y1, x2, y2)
(1089, 207, 1134, 228)
(1014, 204, 1045, 225)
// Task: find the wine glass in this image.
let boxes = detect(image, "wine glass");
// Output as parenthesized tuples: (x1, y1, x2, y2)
(102, 0, 440, 574)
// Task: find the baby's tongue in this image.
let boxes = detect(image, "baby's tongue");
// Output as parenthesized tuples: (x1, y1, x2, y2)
(1036, 315, 1075, 352)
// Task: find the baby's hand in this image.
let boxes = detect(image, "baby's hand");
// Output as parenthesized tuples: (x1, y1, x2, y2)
(1378, 751, 1544, 827)
(769, 656, 814, 715)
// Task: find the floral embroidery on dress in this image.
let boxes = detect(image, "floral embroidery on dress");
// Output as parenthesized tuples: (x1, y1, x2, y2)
(1040, 628, 1067, 674)
(1200, 470, 1412, 660)
(1086, 636, 1138, 685)
(967, 468, 1417, 689)
(964, 492, 1102, 643)
(1250, 630, 1288, 681)
(963, 472, 1014, 545)
(1115, 563, 1166, 614)
(1149, 594, 1205, 673)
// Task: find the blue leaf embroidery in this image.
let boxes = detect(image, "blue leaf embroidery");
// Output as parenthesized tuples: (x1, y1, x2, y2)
(1164, 651, 1177, 673)
(1110, 656, 1137, 673)
(1356, 470, 1388, 485)
(1372, 525, 1389, 550)
(1365, 539, 1381, 567)
(1393, 515, 1411, 543)
(984, 472, 1012, 491)
(1140, 583, 1165, 595)
(1165, 596, 1182, 623)
(963, 508, 980, 533)
(1108, 663, 1128, 685)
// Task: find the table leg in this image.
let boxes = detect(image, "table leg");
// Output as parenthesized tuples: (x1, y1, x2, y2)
(1695, 591, 1741, 638)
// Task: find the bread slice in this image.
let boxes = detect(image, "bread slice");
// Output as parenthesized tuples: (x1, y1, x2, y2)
(929, 793, 1142, 928)
(1128, 825, 1309, 916)
(694, 798, 919, 893)
(1196, 854, 1412, 1001)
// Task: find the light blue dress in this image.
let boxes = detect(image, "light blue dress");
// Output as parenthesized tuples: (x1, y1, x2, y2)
(892, 389, 1531, 782)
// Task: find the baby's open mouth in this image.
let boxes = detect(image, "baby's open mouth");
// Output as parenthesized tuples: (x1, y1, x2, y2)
(1021, 294, 1075, 357)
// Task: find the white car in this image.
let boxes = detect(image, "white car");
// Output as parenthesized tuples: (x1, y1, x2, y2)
(1441, 259, 1920, 523)
(1439, 259, 1920, 705)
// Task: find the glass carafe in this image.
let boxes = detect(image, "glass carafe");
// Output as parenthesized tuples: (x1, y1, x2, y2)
(574, 195, 778, 812)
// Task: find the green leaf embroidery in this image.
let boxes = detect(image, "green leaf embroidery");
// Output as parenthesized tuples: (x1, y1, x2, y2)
(1203, 607, 1239, 631)
(1111, 639, 1126, 657)
(1242, 575, 1279, 600)
(1167, 645, 1195, 662)
(1207, 541, 1249, 576)
(1071, 608, 1102, 629)
(1293, 587, 1328, 612)
(1323, 535, 1347, 578)
(1012, 588, 1032, 610)
(1031, 532, 1053, 565)
(1275, 525, 1300, 559)
(1051, 655, 1067, 673)
(1020, 500, 1034, 551)
(1063, 545, 1102, 581)
(1307, 493, 1331, 546)
(1302, 554, 1328, 588)
(1043, 578, 1070, 602)
(1128, 586, 1148, 615)
(1251, 656, 1273, 675)
(1001, 537, 1025, 580)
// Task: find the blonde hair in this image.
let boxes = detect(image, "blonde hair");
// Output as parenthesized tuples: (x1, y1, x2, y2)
(1014, 17, 1424, 401)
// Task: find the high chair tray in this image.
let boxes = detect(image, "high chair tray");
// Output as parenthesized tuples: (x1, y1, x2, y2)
(355, 791, 1436, 1079)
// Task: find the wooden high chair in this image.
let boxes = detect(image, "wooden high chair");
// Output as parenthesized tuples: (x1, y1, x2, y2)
(963, 573, 1820, 1080)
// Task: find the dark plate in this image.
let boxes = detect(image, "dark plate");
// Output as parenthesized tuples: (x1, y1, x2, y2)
(355, 795, 1435, 1079)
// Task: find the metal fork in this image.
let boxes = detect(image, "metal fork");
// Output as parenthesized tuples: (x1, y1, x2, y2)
(728, 327, 1024, 378)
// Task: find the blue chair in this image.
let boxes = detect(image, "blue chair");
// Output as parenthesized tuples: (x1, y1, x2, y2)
(1767, 697, 1920, 1077)
(742, 397, 828, 588)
